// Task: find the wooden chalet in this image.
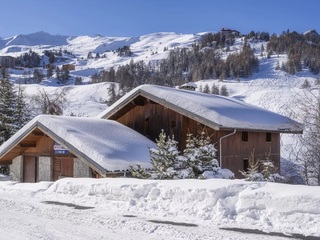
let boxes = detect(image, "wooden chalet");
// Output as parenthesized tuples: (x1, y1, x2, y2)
(62, 64, 75, 71)
(99, 84, 303, 178)
(179, 82, 197, 91)
(0, 115, 155, 182)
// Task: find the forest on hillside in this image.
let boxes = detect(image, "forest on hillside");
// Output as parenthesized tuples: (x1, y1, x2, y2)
(90, 30, 320, 94)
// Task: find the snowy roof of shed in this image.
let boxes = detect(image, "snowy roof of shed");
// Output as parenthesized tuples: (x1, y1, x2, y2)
(0, 115, 156, 175)
(98, 84, 303, 133)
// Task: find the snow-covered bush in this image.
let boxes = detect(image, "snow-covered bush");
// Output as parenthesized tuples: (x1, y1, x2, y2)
(239, 149, 262, 181)
(130, 129, 234, 180)
(240, 149, 287, 182)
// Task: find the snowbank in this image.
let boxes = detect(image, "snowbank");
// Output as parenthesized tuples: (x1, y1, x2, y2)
(1, 178, 318, 237)
(0, 174, 11, 181)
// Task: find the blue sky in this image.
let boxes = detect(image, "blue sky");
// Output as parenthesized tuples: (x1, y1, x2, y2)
(1, 0, 319, 38)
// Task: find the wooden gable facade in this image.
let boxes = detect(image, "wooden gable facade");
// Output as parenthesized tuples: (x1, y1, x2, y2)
(3, 127, 94, 183)
(105, 96, 280, 178)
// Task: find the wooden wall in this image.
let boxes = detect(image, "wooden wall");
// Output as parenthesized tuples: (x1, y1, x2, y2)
(24, 136, 54, 156)
(114, 100, 281, 178)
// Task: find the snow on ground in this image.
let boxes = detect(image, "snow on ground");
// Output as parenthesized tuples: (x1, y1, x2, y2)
(0, 178, 319, 239)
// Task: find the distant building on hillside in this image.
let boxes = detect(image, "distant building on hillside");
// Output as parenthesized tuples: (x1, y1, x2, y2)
(220, 28, 241, 37)
(179, 82, 197, 91)
(62, 64, 75, 71)
(0, 56, 16, 68)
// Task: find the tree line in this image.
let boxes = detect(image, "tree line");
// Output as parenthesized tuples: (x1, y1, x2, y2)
(91, 36, 258, 94)
(267, 30, 320, 74)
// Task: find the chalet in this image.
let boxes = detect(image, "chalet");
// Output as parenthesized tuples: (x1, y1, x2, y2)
(98, 84, 303, 178)
(0, 56, 16, 68)
(62, 64, 75, 71)
(220, 28, 241, 37)
(0, 115, 155, 182)
(179, 82, 197, 91)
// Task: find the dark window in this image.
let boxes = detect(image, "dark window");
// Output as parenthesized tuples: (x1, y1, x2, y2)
(171, 120, 176, 128)
(266, 132, 272, 142)
(243, 158, 249, 172)
(242, 132, 248, 142)
(144, 118, 150, 137)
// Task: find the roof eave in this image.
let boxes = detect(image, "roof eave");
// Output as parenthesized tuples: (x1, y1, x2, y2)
(0, 122, 39, 161)
(220, 127, 303, 134)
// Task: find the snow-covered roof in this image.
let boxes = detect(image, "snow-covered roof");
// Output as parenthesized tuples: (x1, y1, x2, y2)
(98, 84, 303, 133)
(0, 115, 156, 175)
(180, 82, 197, 88)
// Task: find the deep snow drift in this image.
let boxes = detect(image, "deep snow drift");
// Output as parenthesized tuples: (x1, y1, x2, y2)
(0, 178, 319, 239)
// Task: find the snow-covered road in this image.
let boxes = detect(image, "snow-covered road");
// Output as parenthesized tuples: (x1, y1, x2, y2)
(0, 194, 292, 240)
(0, 178, 319, 240)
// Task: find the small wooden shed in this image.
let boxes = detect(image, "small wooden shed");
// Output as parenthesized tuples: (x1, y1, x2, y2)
(0, 115, 155, 182)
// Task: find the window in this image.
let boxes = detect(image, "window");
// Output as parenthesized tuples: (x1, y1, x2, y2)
(171, 120, 176, 128)
(266, 132, 272, 142)
(243, 158, 249, 172)
(144, 117, 150, 137)
(242, 131, 248, 142)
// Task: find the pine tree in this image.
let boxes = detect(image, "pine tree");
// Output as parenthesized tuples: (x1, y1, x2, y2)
(220, 85, 229, 96)
(0, 69, 18, 143)
(211, 83, 219, 94)
(0, 69, 30, 175)
(129, 164, 151, 179)
(149, 129, 180, 179)
(14, 85, 31, 131)
(203, 84, 210, 93)
(183, 130, 218, 178)
(182, 132, 198, 178)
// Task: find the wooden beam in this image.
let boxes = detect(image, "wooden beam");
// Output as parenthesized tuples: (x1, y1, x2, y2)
(19, 142, 37, 148)
(31, 131, 44, 136)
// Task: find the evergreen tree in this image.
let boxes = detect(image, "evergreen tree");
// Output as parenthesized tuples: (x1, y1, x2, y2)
(129, 164, 151, 179)
(107, 83, 119, 105)
(14, 85, 31, 132)
(0, 69, 18, 143)
(33, 69, 44, 84)
(211, 83, 220, 94)
(46, 65, 54, 78)
(183, 130, 218, 178)
(149, 129, 180, 179)
(203, 84, 210, 93)
(0, 69, 30, 174)
(220, 85, 229, 96)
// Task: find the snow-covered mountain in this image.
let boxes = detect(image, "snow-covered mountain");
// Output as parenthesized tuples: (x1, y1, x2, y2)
(0, 31, 199, 71)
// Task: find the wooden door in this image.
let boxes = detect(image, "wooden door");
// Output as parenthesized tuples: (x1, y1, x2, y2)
(23, 156, 37, 183)
(52, 157, 74, 181)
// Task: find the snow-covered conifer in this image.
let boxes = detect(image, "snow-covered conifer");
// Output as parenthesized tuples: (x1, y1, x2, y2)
(0, 69, 30, 175)
(129, 164, 151, 179)
(183, 130, 218, 179)
(149, 129, 180, 179)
